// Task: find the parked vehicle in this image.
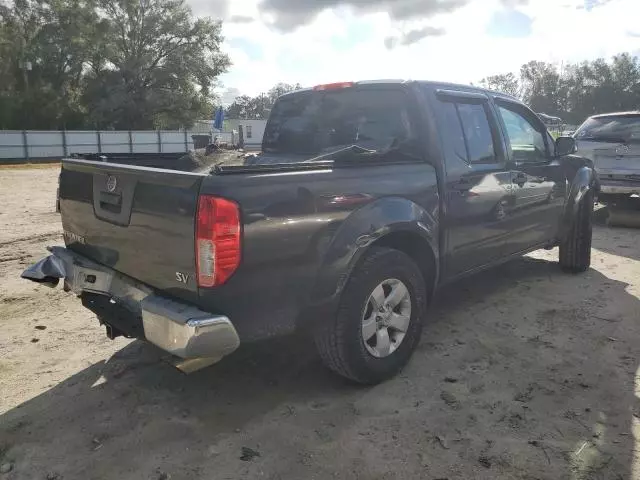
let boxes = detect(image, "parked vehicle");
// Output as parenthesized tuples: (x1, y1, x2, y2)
(22, 80, 597, 384)
(574, 111, 640, 207)
(537, 112, 564, 136)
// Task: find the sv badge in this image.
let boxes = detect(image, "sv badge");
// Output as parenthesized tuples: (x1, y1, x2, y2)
(175, 272, 190, 284)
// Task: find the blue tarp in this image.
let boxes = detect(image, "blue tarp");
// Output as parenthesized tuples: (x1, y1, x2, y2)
(213, 107, 224, 130)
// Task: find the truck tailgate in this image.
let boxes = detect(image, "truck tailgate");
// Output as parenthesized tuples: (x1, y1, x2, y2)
(593, 144, 640, 177)
(58, 159, 203, 303)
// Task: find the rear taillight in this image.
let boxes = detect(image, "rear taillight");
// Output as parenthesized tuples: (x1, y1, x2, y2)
(196, 195, 241, 287)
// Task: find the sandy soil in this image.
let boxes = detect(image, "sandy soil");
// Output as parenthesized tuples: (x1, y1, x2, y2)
(1, 166, 639, 480)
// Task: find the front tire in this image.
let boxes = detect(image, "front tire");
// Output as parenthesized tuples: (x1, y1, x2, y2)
(559, 190, 593, 273)
(314, 247, 427, 384)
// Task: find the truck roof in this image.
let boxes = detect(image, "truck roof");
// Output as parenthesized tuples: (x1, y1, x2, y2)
(590, 111, 640, 119)
(279, 79, 520, 103)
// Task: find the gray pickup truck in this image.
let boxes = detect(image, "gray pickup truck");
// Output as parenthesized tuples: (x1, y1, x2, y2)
(22, 80, 598, 384)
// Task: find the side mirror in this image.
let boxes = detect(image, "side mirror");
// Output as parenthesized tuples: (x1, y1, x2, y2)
(555, 136, 577, 157)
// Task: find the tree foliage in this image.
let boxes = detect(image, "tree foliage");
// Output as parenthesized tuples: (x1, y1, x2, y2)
(225, 82, 302, 119)
(0, 0, 230, 129)
(479, 73, 520, 98)
(480, 53, 640, 124)
(3, 9, 639, 133)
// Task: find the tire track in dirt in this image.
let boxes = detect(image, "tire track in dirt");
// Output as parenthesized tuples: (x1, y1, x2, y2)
(0, 232, 62, 250)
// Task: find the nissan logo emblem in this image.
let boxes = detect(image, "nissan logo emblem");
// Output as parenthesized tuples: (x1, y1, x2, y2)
(106, 175, 117, 193)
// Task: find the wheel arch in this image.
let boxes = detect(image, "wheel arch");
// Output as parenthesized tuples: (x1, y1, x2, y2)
(369, 230, 438, 303)
(558, 165, 598, 243)
(308, 195, 440, 310)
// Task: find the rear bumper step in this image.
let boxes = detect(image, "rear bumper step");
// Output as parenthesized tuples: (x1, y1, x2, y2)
(599, 184, 640, 195)
(22, 247, 240, 368)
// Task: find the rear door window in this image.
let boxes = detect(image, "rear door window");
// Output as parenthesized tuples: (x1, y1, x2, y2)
(436, 96, 499, 168)
(439, 102, 468, 165)
(456, 103, 497, 164)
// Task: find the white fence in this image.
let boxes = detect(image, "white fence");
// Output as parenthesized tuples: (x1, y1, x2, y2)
(0, 130, 235, 161)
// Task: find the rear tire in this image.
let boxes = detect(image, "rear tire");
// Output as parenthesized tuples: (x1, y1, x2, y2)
(559, 190, 593, 273)
(314, 247, 427, 384)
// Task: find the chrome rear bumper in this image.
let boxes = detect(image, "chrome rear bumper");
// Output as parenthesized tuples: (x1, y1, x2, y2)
(596, 172, 640, 195)
(599, 184, 640, 195)
(22, 247, 240, 365)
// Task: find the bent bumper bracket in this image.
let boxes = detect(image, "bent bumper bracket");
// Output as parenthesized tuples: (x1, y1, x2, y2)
(22, 247, 240, 369)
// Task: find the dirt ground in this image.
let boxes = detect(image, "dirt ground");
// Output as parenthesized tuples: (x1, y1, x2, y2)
(1, 166, 639, 480)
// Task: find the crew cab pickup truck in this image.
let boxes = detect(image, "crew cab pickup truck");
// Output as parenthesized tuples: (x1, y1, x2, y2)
(22, 80, 598, 384)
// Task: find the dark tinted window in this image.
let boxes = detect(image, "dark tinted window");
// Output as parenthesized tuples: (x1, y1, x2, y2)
(456, 103, 496, 164)
(575, 115, 640, 142)
(439, 102, 468, 167)
(263, 88, 414, 156)
(437, 98, 500, 166)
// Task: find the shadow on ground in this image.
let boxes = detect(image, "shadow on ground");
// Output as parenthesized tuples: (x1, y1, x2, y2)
(593, 205, 640, 261)
(1, 252, 638, 479)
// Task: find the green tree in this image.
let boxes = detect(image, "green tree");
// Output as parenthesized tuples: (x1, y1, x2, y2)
(560, 54, 640, 124)
(1, 0, 230, 129)
(480, 55, 640, 125)
(267, 82, 302, 104)
(225, 95, 255, 119)
(479, 73, 520, 98)
(519, 60, 564, 117)
(83, 0, 230, 129)
(609, 53, 640, 111)
(0, 0, 104, 128)
(225, 82, 301, 119)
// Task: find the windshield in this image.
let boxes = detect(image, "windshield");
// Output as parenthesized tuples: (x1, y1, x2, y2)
(575, 114, 640, 143)
(262, 88, 414, 157)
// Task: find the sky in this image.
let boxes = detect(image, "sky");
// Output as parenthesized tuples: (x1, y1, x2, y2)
(186, 0, 640, 104)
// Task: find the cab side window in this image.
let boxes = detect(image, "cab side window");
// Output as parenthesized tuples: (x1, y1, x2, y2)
(439, 102, 468, 166)
(457, 103, 497, 164)
(437, 98, 498, 169)
(498, 105, 548, 163)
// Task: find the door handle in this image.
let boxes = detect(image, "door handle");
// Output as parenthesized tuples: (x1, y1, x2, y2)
(513, 172, 527, 187)
(453, 178, 472, 192)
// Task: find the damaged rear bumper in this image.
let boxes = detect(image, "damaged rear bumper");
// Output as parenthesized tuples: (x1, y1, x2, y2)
(22, 247, 240, 367)
(599, 183, 640, 195)
(596, 171, 640, 195)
